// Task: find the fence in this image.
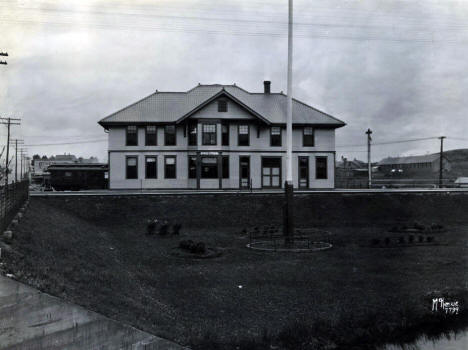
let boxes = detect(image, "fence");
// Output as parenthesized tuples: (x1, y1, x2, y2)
(335, 177, 455, 189)
(0, 180, 29, 233)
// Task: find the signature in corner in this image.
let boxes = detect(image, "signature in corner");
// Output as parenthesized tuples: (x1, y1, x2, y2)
(432, 297, 459, 315)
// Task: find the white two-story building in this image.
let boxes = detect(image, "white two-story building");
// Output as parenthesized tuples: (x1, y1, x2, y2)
(98, 81, 346, 190)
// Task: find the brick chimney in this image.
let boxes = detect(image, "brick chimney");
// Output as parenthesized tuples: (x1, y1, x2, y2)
(263, 80, 271, 94)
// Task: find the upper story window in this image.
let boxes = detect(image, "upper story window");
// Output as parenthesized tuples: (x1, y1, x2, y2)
(218, 100, 228, 112)
(188, 121, 197, 146)
(222, 123, 229, 146)
(270, 126, 282, 147)
(126, 156, 138, 179)
(303, 127, 314, 147)
(164, 125, 176, 146)
(202, 123, 217, 145)
(145, 126, 157, 146)
(316, 156, 328, 179)
(238, 125, 249, 146)
(126, 125, 138, 146)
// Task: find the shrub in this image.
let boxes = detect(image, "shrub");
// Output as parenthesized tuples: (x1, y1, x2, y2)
(172, 223, 182, 235)
(414, 221, 425, 231)
(159, 221, 169, 235)
(371, 238, 380, 246)
(427, 236, 434, 243)
(418, 235, 424, 243)
(179, 240, 206, 254)
(179, 240, 194, 250)
(408, 235, 415, 243)
(385, 237, 391, 245)
(192, 242, 206, 254)
(398, 236, 405, 244)
(146, 218, 158, 235)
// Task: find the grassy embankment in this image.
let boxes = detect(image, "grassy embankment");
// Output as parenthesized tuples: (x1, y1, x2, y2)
(2, 198, 467, 349)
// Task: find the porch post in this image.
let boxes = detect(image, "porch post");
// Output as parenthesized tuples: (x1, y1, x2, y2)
(218, 152, 222, 189)
(196, 151, 201, 190)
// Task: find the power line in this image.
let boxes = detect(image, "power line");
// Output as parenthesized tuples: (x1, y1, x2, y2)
(25, 138, 107, 146)
(336, 136, 440, 148)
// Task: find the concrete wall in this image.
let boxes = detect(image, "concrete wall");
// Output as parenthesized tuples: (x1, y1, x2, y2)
(32, 192, 468, 228)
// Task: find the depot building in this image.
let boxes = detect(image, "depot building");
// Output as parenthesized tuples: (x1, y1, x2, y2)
(98, 81, 346, 190)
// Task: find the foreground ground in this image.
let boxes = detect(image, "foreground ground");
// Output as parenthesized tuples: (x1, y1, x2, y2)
(0, 275, 185, 350)
(2, 199, 467, 349)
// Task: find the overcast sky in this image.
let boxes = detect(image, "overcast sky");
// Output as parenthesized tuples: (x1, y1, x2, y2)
(1, 0, 468, 163)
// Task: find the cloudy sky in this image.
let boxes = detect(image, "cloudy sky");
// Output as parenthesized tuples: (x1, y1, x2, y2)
(1, 0, 468, 163)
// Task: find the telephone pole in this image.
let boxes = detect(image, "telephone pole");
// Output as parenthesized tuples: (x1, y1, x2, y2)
(366, 128, 373, 189)
(10, 139, 24, 182)
(1, 118, 21, 187)
(0, 51, 8, 65)
(439, 136, 446, 188)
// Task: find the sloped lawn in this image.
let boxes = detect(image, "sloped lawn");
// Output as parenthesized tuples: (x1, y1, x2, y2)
(2, 199, 467, 349)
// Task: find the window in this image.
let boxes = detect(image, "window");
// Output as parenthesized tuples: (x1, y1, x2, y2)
(164, 125, 176, 146)
(218, 100, 227, 112)
(164, 156, 176, 178)
(202, 123, 217, 145)
(145, 156, 157, 178)
(188, 122, 197, 146)
(238, 125, 249, 146)
(270, 126, 282, 146)
(316, 156, 328, 179)
(126, 126, 138, 146)
(303, 127, 314, 147)
(188, 156, 197, 178)
(262, 157, 281, 188)
(126, 156, 138, 179)
(222, 156, 229, 178)
(145, 126, 157, 146)
(201, 157, 218, 178)
(222, 123, 229, 146)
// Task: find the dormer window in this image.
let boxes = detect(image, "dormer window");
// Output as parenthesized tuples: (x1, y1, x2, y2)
(218, 100, 228, 112)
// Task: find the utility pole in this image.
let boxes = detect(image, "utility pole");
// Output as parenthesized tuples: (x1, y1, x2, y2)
(284, 0, 294, 244)
(9, 139, 24, 183)
(0, 51, 8, 65)
(1, 118, 21, 187)
(20, 149, 27, 180)
(366, 128, 372, 189)
(439, 136, 446, 188)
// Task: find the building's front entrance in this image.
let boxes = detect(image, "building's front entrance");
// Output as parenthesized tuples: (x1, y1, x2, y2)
(262, 157, 281, 188)
(298, 156, 309, 188)
(239, 156, 250, 189)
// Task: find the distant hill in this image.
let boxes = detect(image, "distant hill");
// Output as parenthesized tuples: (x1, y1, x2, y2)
(444, 148, 468, 178)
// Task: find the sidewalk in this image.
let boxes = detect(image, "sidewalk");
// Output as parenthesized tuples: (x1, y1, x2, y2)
(0, 275, 187, 350)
